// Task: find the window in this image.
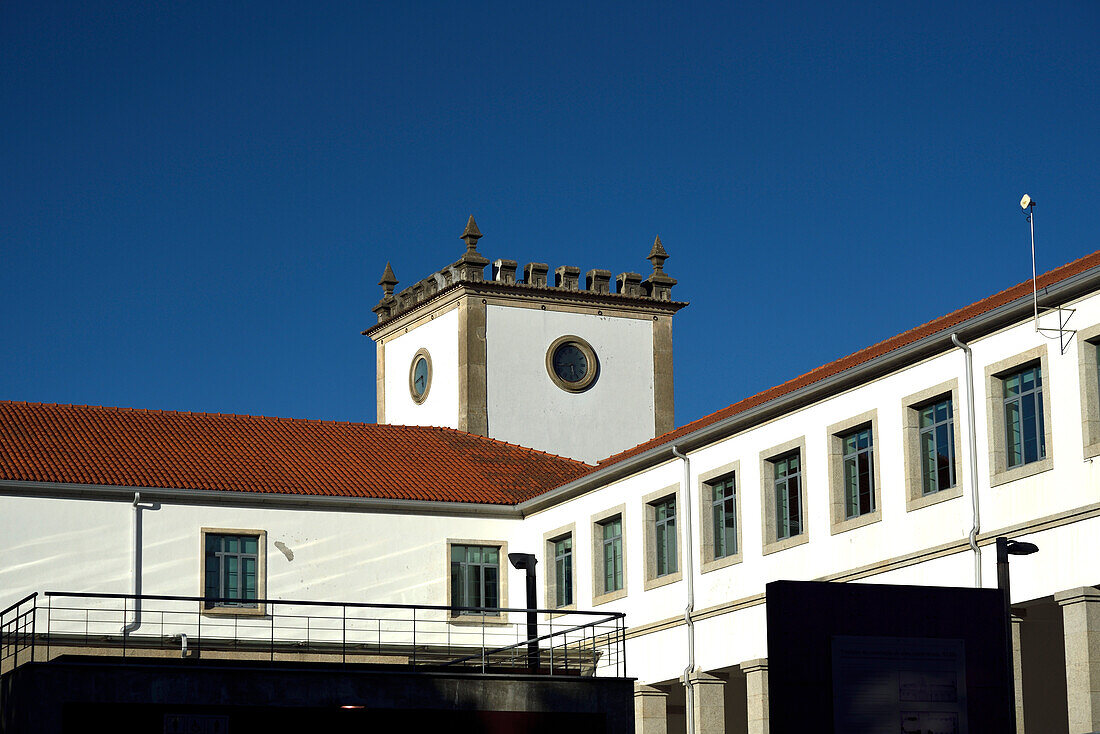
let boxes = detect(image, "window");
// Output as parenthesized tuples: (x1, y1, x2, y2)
(710, 475, 738, 558)
(643, 486, 682, 590)
(1004, 365, 1045, 468)
(602, 517, 624, 593)
(544, 523, 576, 610)
(828, 411, 882, 534)
(760, 441, 809, 555)
(200, 528, 265, 615)
(1077, 326, 1100, 459)
(919, 398, 956, 493)
(591, 505, 627, 604)
(902, 381, 963, 511)
(653, 498, 677, 576)
(986, 346, 1053, 487)
(842, 426, 875, 518)
(449, 543, 503, 616)
(773, 453, 802, 539)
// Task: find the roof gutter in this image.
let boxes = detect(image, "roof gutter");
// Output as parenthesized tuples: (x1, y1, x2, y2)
(519, 264, 1100, 515)
(0, 480, 523, 519)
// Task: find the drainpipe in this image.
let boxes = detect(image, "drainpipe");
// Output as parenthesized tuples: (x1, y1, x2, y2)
(671, 446, 697, 734)
(951, 334, 982, 587)
(121, 492, 141, 633)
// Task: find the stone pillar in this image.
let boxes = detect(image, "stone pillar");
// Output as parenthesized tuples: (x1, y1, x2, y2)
(688, 672, 725, 734)
(1056, 587, 1100, 733)
(1012, 614, 1025, 734)
(634, 683, 667, 734)
(741, 658, 769, 734)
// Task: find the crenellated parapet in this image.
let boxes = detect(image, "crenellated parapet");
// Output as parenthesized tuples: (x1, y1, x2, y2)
(368, 216, 684, 326)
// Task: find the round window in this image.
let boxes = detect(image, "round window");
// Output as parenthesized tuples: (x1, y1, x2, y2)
(545, 336, 598, 392)
(409, 349, 432, 403)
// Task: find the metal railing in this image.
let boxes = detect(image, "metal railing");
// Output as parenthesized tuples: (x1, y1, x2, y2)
(0, 592, 625, 678)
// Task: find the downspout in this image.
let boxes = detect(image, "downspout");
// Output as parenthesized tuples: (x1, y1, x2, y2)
(121, 491, 141, 633)
(951, 334, 982, 587)
(671, 446, 696, 734)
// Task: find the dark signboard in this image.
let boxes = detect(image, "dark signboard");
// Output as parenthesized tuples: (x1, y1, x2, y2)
(766, 580, 1011, 734)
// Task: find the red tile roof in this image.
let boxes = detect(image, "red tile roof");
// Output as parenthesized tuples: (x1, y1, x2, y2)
(0, 402, 592, 505)
(596, 248, 1100, 469)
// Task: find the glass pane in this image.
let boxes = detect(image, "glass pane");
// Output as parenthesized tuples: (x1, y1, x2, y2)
(484, 547, 498, 565)
(1006, 400, 1022, 467)
(225, 556, 239, 598)
(788, 478, 801, 536)
(468, 546, 482, 564)
(1005, 373, 1021, 397)
(919, 405, 935, 429)
(225, 536, 238, 553)
(468, 565, 481, 608)
(243, 557, 257, 597)
(713, 504, 725, 557)
(1037, 388, 1046, 459)
(920, 429, 936, 493)
(206, 535, 219, 553)
(1022, 393, 1039, 464)
(484, 567, 498, 609)
(242, 537, 258, 555)
(451, 564, 463, 607)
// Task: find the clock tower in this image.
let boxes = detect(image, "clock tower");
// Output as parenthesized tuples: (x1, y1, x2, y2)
(362, 217, 686, 464)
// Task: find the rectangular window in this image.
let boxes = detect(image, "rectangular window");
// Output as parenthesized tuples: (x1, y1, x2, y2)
(709, 475, 738, 559)
(204, 534, 259, 608)
(1004, 365, 1045, 468)
(653, 498, 677, 577)
(450, 544, 500, 614)
(601, 517, 624, 594)
(553, 536, 573, 607)
(842, 426, 875, 519)
(773, 452, 802, 539)
(919, 397, 956, 494)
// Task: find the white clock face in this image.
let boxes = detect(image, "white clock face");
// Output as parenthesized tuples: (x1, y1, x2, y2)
(545, 336, 598, 392)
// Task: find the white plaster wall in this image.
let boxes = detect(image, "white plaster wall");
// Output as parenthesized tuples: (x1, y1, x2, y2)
(485, 305, 656, 463)
(383, 307, 459, 428)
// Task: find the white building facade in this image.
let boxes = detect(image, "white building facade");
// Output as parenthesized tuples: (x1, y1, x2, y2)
(4, 223, 1100, 733)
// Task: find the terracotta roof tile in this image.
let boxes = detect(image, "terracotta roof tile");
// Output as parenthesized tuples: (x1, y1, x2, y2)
(0, 402, 593, 505)
(597, 248, 1100, 469)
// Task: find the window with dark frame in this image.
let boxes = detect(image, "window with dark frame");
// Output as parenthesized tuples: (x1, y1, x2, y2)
(204, 534, 259, 608)
(842, 426, 875, 519)
(600, 517, 623, 593)
(450, 544, 500, 614)
(708, 474, 737, 559)
(919, 397, 956, 494)
(653, 497, 677, 577)
(773, 452, 802, 540)
(1004, 365, 1045, 468)
(553, 536, 573, 607)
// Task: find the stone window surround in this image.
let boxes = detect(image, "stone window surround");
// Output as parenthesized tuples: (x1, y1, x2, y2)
(1078, 324, 1100, 459)
(200, 527, 267, 617)
(901, 380, 965, 512)
(445, 538, 509, 625)
(760, 437, 811, 555)
(591, 504, 628, 605)
(698, 460, 743, 573)
(542, 522, 576, 611)
(642, 484, 683, 591)
(827, 410, 883, 535)
(985, 344, 1054, 487)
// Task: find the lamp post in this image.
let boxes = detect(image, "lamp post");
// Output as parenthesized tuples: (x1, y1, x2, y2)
(508, 552, 539, 671)
(996, 536, 1038, 733)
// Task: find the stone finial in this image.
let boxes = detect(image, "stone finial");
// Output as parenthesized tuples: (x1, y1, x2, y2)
(647, 235, 669, 274)
(453, 215, 489, 282)
(372, 262, 399, 322)
(555, 265, 581, 291)
(586, 269, 612, 294)
(642, 235, 677, 301)
(493, 259, 518, 284)
(523, 262, 549, 287)
(616, 272, 643, 297)
(460, 215, 483, 252)
(378, 262, 398, 294)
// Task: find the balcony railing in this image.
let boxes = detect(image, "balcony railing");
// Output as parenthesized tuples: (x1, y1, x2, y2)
(0, 592, 626, 678)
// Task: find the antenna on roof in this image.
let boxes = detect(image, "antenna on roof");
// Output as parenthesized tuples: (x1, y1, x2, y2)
(1021, 194, 1076, 354)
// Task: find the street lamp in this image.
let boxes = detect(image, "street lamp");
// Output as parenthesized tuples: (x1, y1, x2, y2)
(509, 552, 539, 671)
(996, 536, 1038, 734)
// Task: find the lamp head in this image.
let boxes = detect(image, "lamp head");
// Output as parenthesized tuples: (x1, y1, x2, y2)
(1005, 540, 1039, 556)
(1020, 194, 1035, 210)
(509, 552, 537, 570)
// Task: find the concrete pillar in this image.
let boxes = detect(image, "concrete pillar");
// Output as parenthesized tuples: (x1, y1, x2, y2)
(741, 658, 769, 734)
(1012, 614, 1025, 734)
(634, 683, 668, 734)
(688, 672, 725, 734)
(1055, 587, 1100, 733)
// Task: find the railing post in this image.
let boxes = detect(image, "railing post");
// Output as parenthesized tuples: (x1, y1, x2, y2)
(481, 618, 486, 673)
(29, 597, 36, 664)
(196, 599, 201, 659)
(412, 607, 417, 667)
(270, 601, 275, 662)
(342, 605, 346, 665)
(122, 596, 128, 659)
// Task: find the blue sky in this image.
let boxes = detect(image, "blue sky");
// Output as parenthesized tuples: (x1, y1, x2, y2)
(2, 1, 1098, 433)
